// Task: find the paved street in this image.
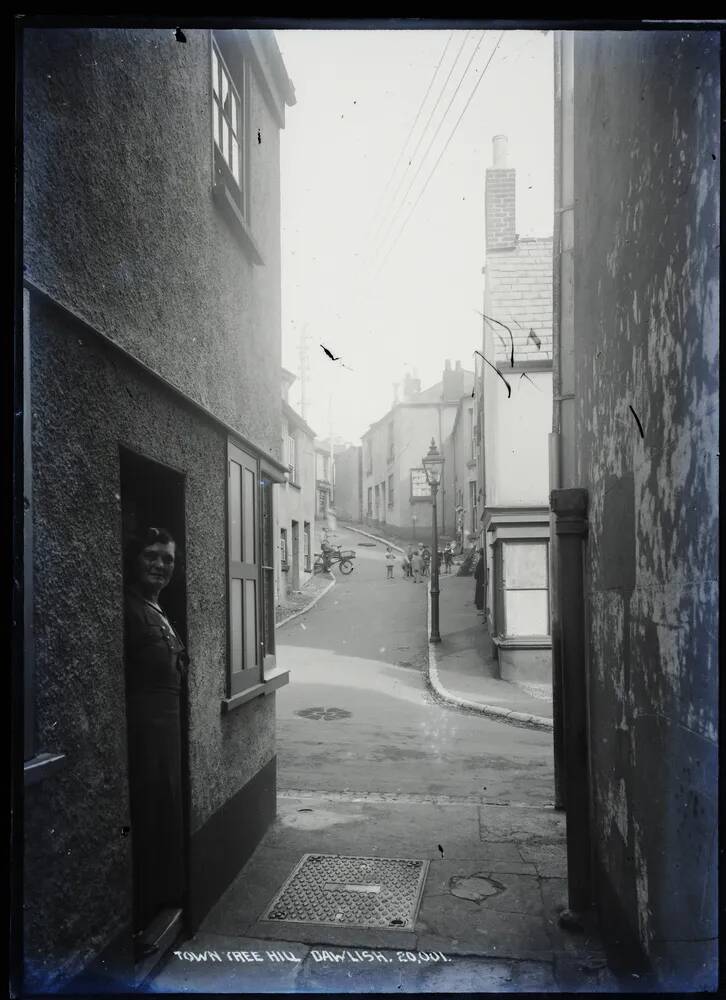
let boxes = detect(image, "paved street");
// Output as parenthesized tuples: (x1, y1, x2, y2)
(275, 526, 555, 807)
(150, 527, 617, 993)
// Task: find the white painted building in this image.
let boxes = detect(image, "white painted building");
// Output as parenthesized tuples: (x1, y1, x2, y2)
(275, 369, 317, 601)
(476, 135, 554, 694)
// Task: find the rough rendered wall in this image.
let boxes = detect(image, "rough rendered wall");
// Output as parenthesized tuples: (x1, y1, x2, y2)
(24, 302, 276, 991)
(23, 27, 283, 460)
(573, 31, 718, 988)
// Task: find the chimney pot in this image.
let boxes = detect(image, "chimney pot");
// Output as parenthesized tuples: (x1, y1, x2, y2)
(455, 360, 462, 371)
(445, 359, 451, 370)
(492, 134, 508, 168)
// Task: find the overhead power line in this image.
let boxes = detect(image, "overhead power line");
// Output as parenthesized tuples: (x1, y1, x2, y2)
(372, 30, 472, 254)
(368, 31, 455, 245)
(375, 31, 486, 261)
(375, 30, 506, 278)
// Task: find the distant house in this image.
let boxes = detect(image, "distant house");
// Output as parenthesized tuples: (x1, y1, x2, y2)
(20, 27, 294, 993)
(276, 369, 316, 600)
(361, 363, 474, 541)
(441, 392, 479, 552)
(329, 443, 363, 524)
(476, 135, 554, 694)
(314, 441, 334, 524)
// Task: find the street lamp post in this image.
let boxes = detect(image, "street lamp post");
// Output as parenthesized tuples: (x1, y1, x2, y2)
(422, 438, 444, 644)
(412, 513, 417, 543)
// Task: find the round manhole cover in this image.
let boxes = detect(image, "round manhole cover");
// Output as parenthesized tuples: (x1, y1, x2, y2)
(296, 706, 352, 721)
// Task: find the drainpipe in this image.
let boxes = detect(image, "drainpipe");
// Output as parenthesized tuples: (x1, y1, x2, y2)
(551, 487, 591, 916)
(550, 28, 565, 812)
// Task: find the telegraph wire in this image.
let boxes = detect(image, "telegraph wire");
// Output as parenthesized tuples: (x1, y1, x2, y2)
(374, 30, 506, 279)
(372, 30, 472, 255)
(368, 31, 455, 246)
(373, 31, 488, 265)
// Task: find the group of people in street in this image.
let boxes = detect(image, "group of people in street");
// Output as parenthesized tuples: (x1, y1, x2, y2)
(386, 542, 455, 582)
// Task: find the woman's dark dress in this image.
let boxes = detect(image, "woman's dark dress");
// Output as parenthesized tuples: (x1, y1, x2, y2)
(124, 588, 187, 935)
(474, 556, 485, 610)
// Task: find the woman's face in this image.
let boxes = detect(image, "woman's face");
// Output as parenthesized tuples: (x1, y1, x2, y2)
(135, 541, 176, 593)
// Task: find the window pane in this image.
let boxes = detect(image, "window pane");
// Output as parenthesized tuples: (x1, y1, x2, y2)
(503, 542, 547, 589)
(213, 100, 220, 146)
(243, 579, 257, 669)
(212, 47, 219, 96)
(231, 138, 239, 184)
(243, 467, 256, 563)
(229, 460, 241, 562)
(505, 590, 549, 636)
(230, 578, 243, 672)
(263, 568, 275, 652)
(221, 69, 229, 108)
(230, 91, 238, 134)
(222, 120, 229, 163)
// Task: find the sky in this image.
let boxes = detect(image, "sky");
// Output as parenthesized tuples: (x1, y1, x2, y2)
(276, 28, 554, 445)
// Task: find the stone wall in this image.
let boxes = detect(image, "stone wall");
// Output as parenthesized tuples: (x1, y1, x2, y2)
(572, 29, 719, 989)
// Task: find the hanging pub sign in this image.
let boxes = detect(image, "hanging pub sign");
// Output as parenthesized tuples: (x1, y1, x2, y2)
(410, 467, 431, 500)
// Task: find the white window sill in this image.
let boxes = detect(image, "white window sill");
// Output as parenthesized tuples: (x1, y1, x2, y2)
(221, 669, 290, 713)
(492, 636, 552, 649)
(24, 752, 66, 786)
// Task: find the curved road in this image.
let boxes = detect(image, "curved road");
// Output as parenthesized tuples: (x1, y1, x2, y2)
(275, 527, 554, 807)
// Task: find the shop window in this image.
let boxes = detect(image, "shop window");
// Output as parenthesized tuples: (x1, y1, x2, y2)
(280, 527, 288, 569)
(501, 541, 549, 637)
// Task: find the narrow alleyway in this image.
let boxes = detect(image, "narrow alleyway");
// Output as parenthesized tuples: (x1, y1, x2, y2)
(151, 529, 616, 992)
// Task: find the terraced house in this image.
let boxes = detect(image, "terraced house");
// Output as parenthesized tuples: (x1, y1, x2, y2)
(19, 26, 294, 992)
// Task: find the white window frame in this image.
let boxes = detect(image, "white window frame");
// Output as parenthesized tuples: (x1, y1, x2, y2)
(212, 39, 250, 221)
(286, 433, 297, 483)
(303, 521, 311, 572)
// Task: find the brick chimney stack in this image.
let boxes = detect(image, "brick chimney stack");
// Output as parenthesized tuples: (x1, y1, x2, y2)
(442, 358, 465, 400)
(402, 371, 421, 401)
(485, 134, 516, 251)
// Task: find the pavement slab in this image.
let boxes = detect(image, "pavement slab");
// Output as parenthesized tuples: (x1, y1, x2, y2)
(478, 803, 566, 842)
(519, 842, 569, 878)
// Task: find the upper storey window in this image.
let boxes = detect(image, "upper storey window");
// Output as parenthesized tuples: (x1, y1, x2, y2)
(212, 39, 251, 228)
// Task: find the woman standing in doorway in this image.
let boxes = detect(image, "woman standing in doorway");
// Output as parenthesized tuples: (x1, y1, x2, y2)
(124, 526, 188, 959)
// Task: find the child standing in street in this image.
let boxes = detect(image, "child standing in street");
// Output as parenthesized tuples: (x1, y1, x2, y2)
(410, 549, 423, 584)
(400, 550, 411, 578)
(385, 546, 396, 579)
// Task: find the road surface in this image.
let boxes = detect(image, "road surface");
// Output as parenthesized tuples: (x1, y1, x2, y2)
(275, 527, 554, 807)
